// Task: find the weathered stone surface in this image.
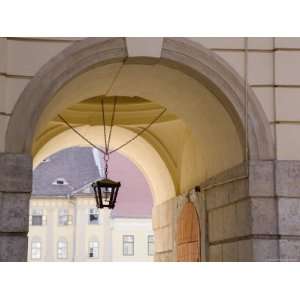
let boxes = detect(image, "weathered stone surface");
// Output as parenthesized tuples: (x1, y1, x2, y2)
(252, 239, 279, 262)
(238, 239, 253, 261)
(154, 250, 174, 262)
(249, 160, 274, 197)
(236, 199, 251, 236)
(208, 244, 222, 261)
(276, 161, 300, 197)
(0, 153, 32, 192)
(251, 197, 278, 235)
(278, 198, 300, 235)
(0, 234, 28, 261)
(0, 192, 30, 232)
(154, 225, 173, 253)
(223, 204, 237, 240)
(208, 208, 223, 243)
(222, 242, 238, 261)
(280, 239, 300, 262)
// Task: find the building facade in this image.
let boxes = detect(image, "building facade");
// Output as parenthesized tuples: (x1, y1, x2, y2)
(28, 146, 154, 262)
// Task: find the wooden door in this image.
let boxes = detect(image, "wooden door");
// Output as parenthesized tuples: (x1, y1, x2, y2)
(176, 201, 200, 262)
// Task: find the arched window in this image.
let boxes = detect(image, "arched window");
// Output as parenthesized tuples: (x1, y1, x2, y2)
(57, 239, 68, 259)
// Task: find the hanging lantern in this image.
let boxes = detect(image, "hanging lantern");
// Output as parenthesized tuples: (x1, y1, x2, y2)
(58, 95, 166, 210)
(92, 178, 121, 209)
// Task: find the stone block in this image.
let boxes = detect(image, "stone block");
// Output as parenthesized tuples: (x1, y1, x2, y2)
(0, 38, 7, 72)
(275, 37, 300, 49)
(208, 244, 222, 262)
(152, 207, 160, 230)
(252, 87, 274, 123)
(276, 161, 300, 197)
(249, 160, 274, 197)
(251, 197, 277, 235)
(248, 38, 273, 50)
(279, 239, 300, 262)
(275, 51, 300, 85)
(222, 242, 238, 261)
(0, 192, 30, 232)
(278, 198, 300, 236)
(277, 125, 300, 160)
(7, 39, 72, 76)
(276, 88, 300, 121)
(223, 204, 237, 240)
(252, 239, 279, 262)
(0, 234, 28, 261)
(0, 153, 32, 193)
(238, 239, 253, 261)
(214, 50, 244, 78)
(5, 77, 30, 114)
(0, 115, 9, 153)
(208, 208, 223, 243)
(248, 52, 273, 85)
(236, 199, 251, 237)
(188, 37, 244, 50)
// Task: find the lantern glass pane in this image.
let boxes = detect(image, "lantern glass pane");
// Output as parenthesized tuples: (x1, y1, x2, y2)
(101, 187, 112, 205)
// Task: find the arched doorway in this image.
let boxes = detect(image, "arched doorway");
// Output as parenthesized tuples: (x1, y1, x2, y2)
(176, 202, 200, 262)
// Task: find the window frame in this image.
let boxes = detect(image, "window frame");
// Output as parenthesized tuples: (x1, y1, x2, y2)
(58, 208, 72, 226)
(147, 235, 154, 256)
(57, 239, 68, 259)
(88, 241, 99, 258)
(31, 240, 42, 260)
(88, 208, 100, 225)
(123, 235, 134, 256)
(30, 208, 46, 226)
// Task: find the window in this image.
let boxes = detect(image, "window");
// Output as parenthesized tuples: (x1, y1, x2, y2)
(148, 235, 154, 256)
(52, 177, 68, 185)
(123, 235, 134, 256)
(30, 209, 46, 226)
(57, 240, 68, 259)
(88, 208, 99, 225)
(31, 241, 41, 259)
(58, 208, 72, 226)
(88, 241, 99, 258)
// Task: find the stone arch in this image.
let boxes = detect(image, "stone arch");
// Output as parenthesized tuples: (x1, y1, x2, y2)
(5, 37, 274, 161)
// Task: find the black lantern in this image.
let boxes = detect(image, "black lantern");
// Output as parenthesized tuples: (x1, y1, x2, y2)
(92, 178, 121, 209)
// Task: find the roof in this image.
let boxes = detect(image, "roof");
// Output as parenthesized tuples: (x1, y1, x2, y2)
(33, 146, 153, 218)
(33, 147, 100, 197)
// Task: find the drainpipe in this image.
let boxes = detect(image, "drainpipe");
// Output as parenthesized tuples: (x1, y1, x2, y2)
(68, 196, 77, 262)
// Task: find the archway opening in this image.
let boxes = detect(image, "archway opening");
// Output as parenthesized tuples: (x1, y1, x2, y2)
(4, 38, 274, 262)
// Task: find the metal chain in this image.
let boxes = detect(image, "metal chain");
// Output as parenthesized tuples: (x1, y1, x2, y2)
(58, 114, 106, 155)
(106, 96, 117, 153)
(57, 57, 167, 177)
(108, 108, 167, 154)
(101, 97, 108, 154)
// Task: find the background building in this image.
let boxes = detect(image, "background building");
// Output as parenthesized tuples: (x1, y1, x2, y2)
(28, 147, 154, 261)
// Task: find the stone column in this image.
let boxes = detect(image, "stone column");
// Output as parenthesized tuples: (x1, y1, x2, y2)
(0, 153, 32, 261)
(276, 161, 300, 261)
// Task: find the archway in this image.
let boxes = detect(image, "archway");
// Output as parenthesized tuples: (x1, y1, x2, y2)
(2, 37, 275, 261)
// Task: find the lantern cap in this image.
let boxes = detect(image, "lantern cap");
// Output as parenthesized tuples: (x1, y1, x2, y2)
(92, 178, 121, 187)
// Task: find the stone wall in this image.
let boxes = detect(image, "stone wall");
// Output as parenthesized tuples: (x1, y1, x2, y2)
(153, 160, 297, 262)
(0, 153, 32, 261)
